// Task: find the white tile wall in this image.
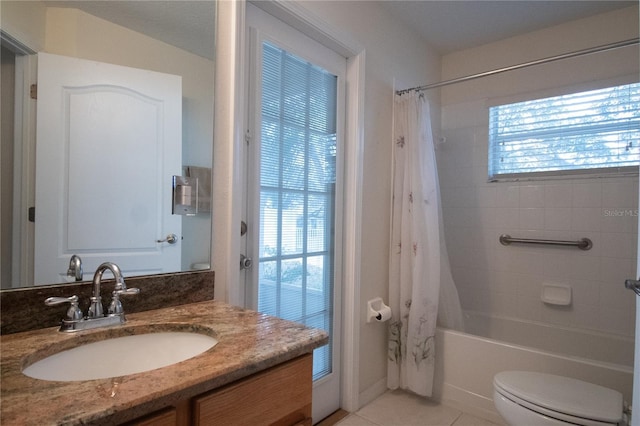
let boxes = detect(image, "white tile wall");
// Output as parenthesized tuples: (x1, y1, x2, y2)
(437, 103, 639, 337)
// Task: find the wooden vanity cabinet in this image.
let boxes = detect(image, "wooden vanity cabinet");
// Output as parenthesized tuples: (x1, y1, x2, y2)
(128, 354, 313, 426)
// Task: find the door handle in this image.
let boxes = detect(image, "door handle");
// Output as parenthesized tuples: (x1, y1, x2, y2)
(625, 278, 640, 296)
(156, 234, 178, 244)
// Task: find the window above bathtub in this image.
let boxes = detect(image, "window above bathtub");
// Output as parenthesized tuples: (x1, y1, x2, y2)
(488, 81, 640, 181)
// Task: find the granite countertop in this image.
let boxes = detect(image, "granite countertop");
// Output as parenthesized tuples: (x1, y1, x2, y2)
(1, 300, 329, 425)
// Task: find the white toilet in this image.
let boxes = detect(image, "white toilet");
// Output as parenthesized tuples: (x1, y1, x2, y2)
(493, 371, 626, 426)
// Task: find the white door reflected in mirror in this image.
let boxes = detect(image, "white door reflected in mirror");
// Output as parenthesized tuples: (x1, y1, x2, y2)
(34, 53, 182, 284)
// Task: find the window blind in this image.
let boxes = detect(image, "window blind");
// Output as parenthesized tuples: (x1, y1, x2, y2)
(258, 41, 337, 381)
(488, 82, 640, 180)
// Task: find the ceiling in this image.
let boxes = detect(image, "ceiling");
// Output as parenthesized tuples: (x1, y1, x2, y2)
(378, 0, 637, 54)
(45, 1, 217, 60)
(44, 1, 636, 59)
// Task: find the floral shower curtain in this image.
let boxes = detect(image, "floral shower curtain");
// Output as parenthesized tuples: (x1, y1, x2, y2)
(387, 92, 463, 397)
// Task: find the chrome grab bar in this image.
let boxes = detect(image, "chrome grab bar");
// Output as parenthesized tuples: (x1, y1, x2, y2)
(499, 234, 593, 250)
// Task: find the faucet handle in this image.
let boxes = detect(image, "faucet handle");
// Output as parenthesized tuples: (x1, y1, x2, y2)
(108, 288, 139, 315)
(45, 295, 83, 321)
(116, 287, 140, 296)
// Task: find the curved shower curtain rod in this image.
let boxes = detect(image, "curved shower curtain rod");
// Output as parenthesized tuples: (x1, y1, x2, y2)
(396, 37, 639, 95)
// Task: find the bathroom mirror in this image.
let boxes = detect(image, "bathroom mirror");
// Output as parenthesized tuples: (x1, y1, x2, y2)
(0, 1, 216, 288)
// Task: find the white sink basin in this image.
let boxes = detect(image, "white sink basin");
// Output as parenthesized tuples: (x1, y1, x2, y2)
(23, 332, 218, 381)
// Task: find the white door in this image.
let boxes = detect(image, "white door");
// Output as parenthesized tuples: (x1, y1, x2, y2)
(245, 5, 346, 423)
(34, 52, 182, 284)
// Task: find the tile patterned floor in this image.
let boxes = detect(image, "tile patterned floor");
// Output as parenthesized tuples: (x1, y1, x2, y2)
(336, 390, 500, 426)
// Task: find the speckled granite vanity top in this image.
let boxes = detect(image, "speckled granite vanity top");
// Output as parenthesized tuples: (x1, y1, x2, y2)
(1, 300, 328, 425)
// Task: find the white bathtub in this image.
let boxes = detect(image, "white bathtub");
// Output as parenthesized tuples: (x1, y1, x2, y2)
(433, 311, 634, 423)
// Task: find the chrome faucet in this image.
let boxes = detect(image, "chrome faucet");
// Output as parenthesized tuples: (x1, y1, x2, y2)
(45, 261, 139, 332)
(89, 262, 123, 318)
(67, 254, 83, 281)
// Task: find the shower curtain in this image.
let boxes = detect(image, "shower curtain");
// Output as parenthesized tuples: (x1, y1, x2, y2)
(387, 92, 463, 397)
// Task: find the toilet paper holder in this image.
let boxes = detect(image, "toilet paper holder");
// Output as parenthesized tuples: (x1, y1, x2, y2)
(367, 297, 392, 323)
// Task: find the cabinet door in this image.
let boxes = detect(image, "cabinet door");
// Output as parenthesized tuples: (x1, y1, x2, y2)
(126, 407, 176, 426)
(193, 354, 312, 426)
(126, 401, 190, 426)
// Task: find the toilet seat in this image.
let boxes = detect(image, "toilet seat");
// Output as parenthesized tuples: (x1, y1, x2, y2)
(494, 371, 623, 425)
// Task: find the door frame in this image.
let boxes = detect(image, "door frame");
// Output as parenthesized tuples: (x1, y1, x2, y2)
(2, 30, 38, 288)
(213, 0, 366, 412)
(633, 180, 640, 424)
(244, 8, 346, 420)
